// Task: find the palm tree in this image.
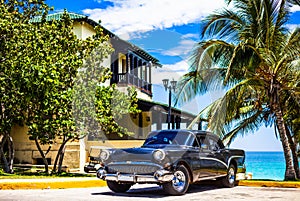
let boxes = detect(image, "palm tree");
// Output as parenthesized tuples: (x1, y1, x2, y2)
(176, 0, 300, 180)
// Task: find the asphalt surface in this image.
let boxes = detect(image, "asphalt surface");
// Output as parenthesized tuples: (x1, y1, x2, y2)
(1, 184, 300, 201)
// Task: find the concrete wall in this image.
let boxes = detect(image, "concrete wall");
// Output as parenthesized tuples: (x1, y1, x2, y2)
(73, 21, 95, 40)
(11, 125, 80, 168)
(11, 123, 144, 170)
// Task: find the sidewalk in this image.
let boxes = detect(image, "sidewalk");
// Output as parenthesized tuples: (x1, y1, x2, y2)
(1, 178, 300, 190)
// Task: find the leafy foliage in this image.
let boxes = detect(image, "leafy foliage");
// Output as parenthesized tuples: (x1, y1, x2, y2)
(95, 85, 141, 137)
(176, 0, 300, 180)
(0, 0, 141, 173)
(0, 0, 50, 173)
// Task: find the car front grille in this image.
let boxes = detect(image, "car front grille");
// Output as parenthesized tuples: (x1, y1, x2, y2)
(107, 163, 161, 174)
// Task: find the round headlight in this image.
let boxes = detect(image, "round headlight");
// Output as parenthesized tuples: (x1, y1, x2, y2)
(153, 149, 166, 161)
(100, 150, 109, 161)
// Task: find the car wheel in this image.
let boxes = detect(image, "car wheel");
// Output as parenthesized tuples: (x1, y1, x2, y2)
(221, 164, 236, 188)
(162, 165, 190, 195)
(106, 181, 131, 193)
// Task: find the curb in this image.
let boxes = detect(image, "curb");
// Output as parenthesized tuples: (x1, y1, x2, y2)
(237, 180, 300, 188)
(1, 178, 300, 190)
(0, 178, 106, 190)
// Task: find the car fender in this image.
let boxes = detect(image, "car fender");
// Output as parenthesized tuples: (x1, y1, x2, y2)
(172, 159, 194, 183)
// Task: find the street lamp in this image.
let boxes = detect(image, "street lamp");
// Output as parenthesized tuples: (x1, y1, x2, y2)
(162, 79, 177, 129)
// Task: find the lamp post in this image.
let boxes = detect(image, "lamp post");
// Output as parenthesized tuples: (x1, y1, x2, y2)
(162, 79, 177, 129)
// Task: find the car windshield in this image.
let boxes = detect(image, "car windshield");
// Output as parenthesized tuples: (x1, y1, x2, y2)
(143, 131, 194, 146)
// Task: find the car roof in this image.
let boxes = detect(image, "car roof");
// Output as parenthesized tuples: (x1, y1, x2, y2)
(149, 129, 216, 137)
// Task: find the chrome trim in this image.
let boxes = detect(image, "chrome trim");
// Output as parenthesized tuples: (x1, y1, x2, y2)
(107, 161, 163, 168)
(227, 155, 244, 166)
(153, 149, 166, 161)
(198, 174, 227, 181)
(106, 161, 163, 175)
(199, 157, 228, 168)
(96, 167, 173, 183)
(200, 155, 245, 169)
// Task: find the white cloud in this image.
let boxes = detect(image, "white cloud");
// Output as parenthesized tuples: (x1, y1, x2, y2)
(83, 0, 226, 39)
(181, 33, 199, 40)
(163, 37, 197, 58)
(285, 23, 300, 31)
(151, 60, 190, 84)
(142, 32, 198, 58)
(163, 60, 189, 73)
(290, 5, 300, 12)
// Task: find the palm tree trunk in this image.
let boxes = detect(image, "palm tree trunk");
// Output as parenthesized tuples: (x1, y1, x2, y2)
(274, 105, 297, 180)
(286, 128, 300, 179)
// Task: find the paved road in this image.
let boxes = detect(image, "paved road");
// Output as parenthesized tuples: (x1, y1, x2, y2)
(1, 184, 299, 201)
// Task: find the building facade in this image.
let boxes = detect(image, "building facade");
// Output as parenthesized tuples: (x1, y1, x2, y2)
(12, 12, 200, 171)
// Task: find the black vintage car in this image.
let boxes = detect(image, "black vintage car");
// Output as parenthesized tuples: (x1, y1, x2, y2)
(96, 130, 246, 195)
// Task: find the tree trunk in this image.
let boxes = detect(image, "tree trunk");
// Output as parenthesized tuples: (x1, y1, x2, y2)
(34, 137, 49, 173)
(0, 134, 9, 173)
(286, 128, 300, 179)
(52, 137, 70, 174)
(58, 145, 66, 174)
(274, 105, 297, 180)
(0, 133, 14, 173)
(7, 135, 14, 173)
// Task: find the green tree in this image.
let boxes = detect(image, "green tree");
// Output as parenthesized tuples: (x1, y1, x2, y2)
(0, 0, 49, 173)
(26, 14, 103, 173)
(0, 0, 115, 173)
(25, 12, 116, 173)
(176, 0, 300, 180)
(1, 0, 141, 174)
(95, 85, 141, 137)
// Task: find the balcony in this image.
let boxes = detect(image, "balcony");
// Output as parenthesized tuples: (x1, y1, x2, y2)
(117, 73, 152, 96)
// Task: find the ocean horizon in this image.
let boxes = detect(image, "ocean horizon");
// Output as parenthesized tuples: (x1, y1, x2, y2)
(244, 151, 299, 181)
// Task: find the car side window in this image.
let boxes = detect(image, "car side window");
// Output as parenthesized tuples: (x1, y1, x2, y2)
(197, 136, 209, 150)
(208, 137, 220, 151)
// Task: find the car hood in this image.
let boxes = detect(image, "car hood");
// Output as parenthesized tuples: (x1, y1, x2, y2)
(106, 145, 188, 163)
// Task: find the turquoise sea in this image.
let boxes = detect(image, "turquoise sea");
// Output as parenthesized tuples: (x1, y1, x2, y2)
(245, 151, 298, 181)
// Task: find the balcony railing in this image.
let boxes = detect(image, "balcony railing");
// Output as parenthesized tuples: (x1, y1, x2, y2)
(117, 73, 152, 96)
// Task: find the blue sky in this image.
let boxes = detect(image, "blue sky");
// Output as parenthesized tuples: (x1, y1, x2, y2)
(46, 0, 300, 151)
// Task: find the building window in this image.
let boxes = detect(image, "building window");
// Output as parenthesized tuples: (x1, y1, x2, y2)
(118, 53, 127, 74)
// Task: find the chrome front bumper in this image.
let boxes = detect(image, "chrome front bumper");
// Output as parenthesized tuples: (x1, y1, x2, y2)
(96, 168, 174, 183)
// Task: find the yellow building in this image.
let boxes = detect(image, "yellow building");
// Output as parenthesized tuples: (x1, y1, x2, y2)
(12, 12, 199, 172)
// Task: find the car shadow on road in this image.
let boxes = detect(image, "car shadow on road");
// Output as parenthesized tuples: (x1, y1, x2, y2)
(91, 181, 221, 198)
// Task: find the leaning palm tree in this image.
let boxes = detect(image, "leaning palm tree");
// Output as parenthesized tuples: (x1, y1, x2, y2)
(176, 0, 300, 180)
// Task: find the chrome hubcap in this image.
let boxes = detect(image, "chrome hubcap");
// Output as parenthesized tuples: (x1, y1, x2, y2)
(172, 170, 186, 192)
(228, 167, 235, 184)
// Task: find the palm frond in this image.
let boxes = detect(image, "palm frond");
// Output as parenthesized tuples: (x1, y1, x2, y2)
(222, 110, 265, 146)
(178, 0, 300, 148)
(201, 9, 244, 42)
